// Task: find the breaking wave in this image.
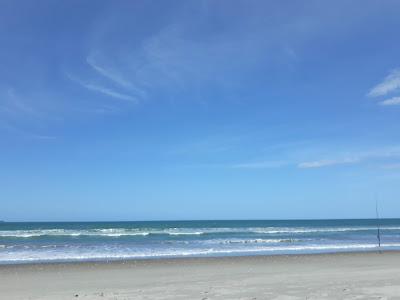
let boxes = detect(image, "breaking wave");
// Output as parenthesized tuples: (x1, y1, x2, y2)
(2, 243, 400, 264)
(1, 226, 399, 238)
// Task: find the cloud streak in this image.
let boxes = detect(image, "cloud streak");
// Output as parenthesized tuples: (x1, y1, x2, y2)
(298, 146, 400, 169)
(368, 69, 400, 97)
(298, 157, 359, 169)
(67, 75, 138, 103)
(86, 56, 131, 88)
(85, 17, 285, 104)
(86, 55, 147, 98)
(231, 161, 289, 169)
(379, 96, 400, 106)
(81, 83, 137, 102)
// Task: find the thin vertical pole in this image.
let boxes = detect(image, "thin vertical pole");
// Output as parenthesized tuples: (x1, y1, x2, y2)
(376, 199, 381, 250)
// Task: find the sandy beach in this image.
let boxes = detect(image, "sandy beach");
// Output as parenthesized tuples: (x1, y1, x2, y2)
(1, 251, 400, 299)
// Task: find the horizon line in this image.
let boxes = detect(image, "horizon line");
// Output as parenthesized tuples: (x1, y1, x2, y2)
(1, 217, 399, 223)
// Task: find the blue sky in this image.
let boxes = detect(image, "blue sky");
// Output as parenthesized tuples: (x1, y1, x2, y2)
(1, 1, 400, 221)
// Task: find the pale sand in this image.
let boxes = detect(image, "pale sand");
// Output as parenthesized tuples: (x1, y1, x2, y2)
(1, 252, 400, 299)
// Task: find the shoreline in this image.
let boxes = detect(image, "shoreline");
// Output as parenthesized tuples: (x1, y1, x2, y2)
(0, 248, 393, 268)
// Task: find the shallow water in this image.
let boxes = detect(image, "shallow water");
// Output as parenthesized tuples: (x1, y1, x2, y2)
(0, 219, 399, 264)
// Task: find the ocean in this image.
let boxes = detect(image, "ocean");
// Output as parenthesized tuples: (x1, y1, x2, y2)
(1, 219, 400, 264)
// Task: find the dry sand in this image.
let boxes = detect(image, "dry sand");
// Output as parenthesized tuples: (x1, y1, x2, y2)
(1, 251, 400, 299)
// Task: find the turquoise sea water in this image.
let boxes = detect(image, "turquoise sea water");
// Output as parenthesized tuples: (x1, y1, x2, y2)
(1, 219, 399, 264)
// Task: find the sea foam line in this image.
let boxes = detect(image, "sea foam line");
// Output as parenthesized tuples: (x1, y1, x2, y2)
(1, 226, 400, 238)
(1, 243, 400, 264)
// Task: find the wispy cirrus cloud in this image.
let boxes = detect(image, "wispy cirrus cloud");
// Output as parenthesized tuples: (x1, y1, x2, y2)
(229, 145, 400, 170)
(80, 83, 138, 103)
(379, 96, 400, 106)
(298, 146, 400, 169)
(86, 55, 147, 98)
(231, 161, 289, 169)
(67, 74, 138, 103)
(298, 157, 359, 169)
(84, 11, 305, 105)
(368, 68, 400, 107)
(86, 25, 243, 101)
(86, 55, 131, 88)
(368, 69, 400, 97)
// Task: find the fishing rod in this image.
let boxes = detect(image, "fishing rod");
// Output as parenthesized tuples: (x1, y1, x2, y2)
(375, 199, 381, 250)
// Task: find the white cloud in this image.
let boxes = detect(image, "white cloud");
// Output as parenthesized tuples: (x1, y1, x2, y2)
(298, 146, 400, 169)
(368, 69, 400, 97)
(232, 161, 289, 169)
(298, 157, 359, 169)
(85, 20, 281, 103)
(379, 96, 400, 106)
(86, 55, 147, 98)
(82, 83, 137, 102)
(87, 55, 131, 88)
(67, 74, 138, 103)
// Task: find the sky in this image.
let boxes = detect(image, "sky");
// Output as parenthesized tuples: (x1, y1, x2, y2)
(1, 0, 400, 221)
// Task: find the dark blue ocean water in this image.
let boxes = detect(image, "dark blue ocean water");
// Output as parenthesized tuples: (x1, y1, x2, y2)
(1, 219, 399, 264)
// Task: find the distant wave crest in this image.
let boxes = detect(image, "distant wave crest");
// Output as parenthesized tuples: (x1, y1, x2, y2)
(1, 226, 400, 238)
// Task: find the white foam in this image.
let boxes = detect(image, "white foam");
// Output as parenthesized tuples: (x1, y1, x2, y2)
(1, 243, 400, 264)
(1, 226, 400, 238)
(0, 229, 150, 238)
(205, 238, 302, 245)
